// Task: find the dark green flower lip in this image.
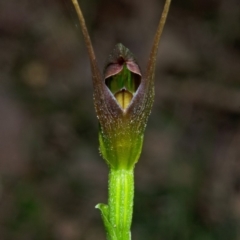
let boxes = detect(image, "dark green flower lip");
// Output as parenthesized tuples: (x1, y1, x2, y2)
(104, 44, 142, 111)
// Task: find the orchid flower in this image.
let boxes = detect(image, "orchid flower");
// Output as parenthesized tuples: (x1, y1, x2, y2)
(71, 0, 171, 239)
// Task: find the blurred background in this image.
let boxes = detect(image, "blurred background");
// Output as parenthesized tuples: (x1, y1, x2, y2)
(0, 0, 240, 239)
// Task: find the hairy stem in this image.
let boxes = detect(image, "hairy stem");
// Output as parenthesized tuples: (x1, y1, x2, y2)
(108, 168, 134, 240)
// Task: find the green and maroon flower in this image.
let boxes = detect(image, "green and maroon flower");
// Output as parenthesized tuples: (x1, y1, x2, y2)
(71, 0, 171, 170)
(97, 43, 153, 169)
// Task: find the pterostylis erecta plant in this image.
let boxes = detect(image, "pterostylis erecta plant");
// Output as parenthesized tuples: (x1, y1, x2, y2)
(71, 0, 171, 239)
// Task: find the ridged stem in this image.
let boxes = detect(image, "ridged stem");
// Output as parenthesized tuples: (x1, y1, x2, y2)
(108, 168, 134, 240)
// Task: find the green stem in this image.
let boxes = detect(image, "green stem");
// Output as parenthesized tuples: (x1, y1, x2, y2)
(108, 168, 134, 240)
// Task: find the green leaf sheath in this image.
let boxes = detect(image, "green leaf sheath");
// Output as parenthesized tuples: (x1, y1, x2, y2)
(95, 203, 118, 240)
(109, 169, 134, 240)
